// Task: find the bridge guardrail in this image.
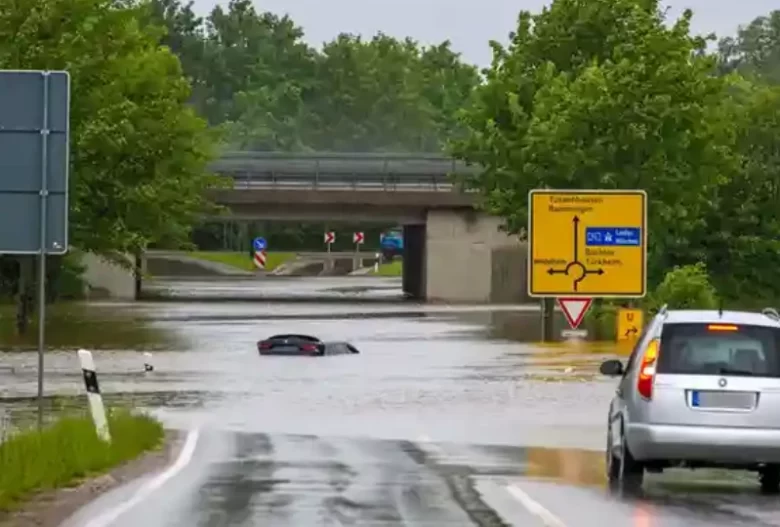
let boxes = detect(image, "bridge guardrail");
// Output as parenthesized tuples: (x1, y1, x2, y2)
(209, 152, 479, 191)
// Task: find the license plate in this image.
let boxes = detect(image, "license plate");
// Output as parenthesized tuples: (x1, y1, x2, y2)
(691, 390, 755, 410)
(269, 346, 300, 354)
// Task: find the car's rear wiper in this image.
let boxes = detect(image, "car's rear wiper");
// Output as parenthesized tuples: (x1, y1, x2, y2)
(717, 367, 756, 376)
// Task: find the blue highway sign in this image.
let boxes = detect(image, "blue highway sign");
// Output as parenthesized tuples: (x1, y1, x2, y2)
(253, 237, 267, 251)
(585, 227, 641, 247)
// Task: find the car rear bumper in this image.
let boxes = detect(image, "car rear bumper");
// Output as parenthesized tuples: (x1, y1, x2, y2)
(258, 349, 320, 356)
(627, 423, 780, 463)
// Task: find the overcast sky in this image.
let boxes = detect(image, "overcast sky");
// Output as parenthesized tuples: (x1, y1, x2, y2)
(190, 1, 776, 66)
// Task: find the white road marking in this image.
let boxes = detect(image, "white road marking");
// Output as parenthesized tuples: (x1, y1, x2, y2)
(83, 428, 201, 527)
(506, 484, 568, 527)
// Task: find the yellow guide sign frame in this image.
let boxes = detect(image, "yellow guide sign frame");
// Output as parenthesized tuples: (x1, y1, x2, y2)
(527, 189, 647, 298)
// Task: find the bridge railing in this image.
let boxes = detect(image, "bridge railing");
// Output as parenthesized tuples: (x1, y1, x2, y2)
(209, 151, 480, 191)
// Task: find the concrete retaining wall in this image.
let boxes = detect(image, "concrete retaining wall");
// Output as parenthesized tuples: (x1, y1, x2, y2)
(425, 210, 528, 303)
(80, 252, 135, 300)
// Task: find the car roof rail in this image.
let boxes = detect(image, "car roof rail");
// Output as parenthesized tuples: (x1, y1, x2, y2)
(762, 307, 780, 321)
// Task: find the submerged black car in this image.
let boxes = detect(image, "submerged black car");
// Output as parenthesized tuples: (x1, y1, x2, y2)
(257, 334, 360, 356)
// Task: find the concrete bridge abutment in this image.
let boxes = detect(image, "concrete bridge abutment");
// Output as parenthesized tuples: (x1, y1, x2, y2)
(401, 224, 426, 300)
(422, 210, 529, 304)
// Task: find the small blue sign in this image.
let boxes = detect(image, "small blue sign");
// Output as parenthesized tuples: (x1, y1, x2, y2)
(253, 237, 267, 251)
(585, 227, 641, 247)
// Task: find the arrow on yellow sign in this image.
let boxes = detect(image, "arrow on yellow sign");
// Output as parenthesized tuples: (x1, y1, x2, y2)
(545, 216, 605, 291)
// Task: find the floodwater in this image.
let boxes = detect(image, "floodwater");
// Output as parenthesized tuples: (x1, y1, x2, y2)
(2, 277, 779, 526)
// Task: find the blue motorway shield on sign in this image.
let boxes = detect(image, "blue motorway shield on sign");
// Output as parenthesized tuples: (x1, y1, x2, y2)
(585, 227, 641, 246)
(253, 237, 267, 251)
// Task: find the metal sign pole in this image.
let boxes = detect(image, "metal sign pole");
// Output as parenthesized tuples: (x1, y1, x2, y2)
(37, 72, 50, 429)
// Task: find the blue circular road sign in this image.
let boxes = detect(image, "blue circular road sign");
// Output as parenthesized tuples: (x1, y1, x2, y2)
(253, 237, 267, 251)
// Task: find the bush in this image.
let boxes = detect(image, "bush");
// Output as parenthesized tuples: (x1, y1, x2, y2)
(0, 409, 164, 511)
(48, 252, 88, 300)
(645, 262, 718, 312)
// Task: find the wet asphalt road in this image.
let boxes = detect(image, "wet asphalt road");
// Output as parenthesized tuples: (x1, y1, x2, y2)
(4, 277, 780, 525)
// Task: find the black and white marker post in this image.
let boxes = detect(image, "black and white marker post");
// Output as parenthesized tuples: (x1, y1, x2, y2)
(78, 349, 111, 442)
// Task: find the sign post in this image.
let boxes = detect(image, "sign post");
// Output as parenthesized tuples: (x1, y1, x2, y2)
(0, 71, 71, 427)
(77, 349, 110, 443)
(253, 237, 267, 270)
(527, 189, 647, 340)
(352, 231, 364, 271)
(324, 231, 335, 253)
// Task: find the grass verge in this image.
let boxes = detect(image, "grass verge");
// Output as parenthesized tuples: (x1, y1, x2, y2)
(371, 260, 403, 276)
(188, 251, 296, 272)
(0, 409, 164, 511)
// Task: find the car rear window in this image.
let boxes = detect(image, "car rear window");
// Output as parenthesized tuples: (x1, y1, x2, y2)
(657, 322, 780, 377)
(269, 334, 318, 342)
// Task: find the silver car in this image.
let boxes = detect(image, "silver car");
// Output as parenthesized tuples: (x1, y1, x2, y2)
(600, 305, 780, 494)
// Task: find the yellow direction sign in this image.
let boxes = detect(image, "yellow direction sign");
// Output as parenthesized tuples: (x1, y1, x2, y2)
(616, 308, 644, 342)
(528, 189, 647, 297)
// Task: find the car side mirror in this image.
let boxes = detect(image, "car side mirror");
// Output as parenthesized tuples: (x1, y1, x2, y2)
(599, 359, 624, 377)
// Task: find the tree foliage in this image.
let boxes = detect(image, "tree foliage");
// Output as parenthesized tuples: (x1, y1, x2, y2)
(149, 0, 480, 153)
(451, 0, 780, 302)
(0, 0, 777, 309)
(0, 0, 217, 257)
(451, 0, 735, 286)
(718, 10, 780, 84)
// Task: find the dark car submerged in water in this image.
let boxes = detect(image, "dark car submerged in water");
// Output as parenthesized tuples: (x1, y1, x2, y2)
(257, 334, 360, 356)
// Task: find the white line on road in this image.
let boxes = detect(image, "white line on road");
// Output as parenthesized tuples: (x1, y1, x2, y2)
(83, 428, 201, 527)
(506, 484, 568, 527)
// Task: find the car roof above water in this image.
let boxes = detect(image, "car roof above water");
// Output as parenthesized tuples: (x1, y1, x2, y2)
(267, 334, 320, 341)
(662, 309, 780, 328)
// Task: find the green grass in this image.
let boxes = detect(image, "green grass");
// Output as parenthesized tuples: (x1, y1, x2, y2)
(188, 251, 296, 271)
(371, 260, 403, 276)
(0, 409, 164, 511)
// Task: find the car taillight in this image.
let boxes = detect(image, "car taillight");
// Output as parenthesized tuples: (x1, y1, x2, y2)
(259, 341, 271, 350)
(301, 343, 317, 352)
(637, 339, 659, 400)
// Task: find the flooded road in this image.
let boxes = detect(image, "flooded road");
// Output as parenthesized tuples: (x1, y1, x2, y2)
(3, 277, 780, 526)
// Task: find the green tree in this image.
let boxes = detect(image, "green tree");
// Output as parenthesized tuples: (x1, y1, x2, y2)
(701, 79, 780, 303)
(718, 10, 780, 84)
(295, 33, 438, 152)
(148, 0, 212, 110)
(200, 0, 318, 128)
(451, 0, 736, 285)
(418, 42, 481, 144)
(0, 0, 217, 255)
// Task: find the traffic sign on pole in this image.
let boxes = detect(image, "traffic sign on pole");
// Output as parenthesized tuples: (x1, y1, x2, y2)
(527, 189, 647, 298)
(0, 70, 72, 430)
(353, 232, 364, 245)
(253, 237, 267, 252)
(0, 70, 70, 255)
(616, 308, 644, 342)
(324, 231, 335, 244)
(557, 298, 593, 330)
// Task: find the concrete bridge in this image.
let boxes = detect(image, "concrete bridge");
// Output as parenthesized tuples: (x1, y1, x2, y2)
(80, 152, 528, 304)
(208, 151, 477, 222)
(207, 152, 529, 304)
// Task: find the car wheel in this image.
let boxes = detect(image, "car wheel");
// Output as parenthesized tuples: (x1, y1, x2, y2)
(606, 428, 620, 491)
(759, 465, 780, 494)
(608, 422, 644, 496)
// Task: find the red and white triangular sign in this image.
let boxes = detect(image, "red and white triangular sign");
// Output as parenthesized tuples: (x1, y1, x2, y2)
(557, 297, 593, 330)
